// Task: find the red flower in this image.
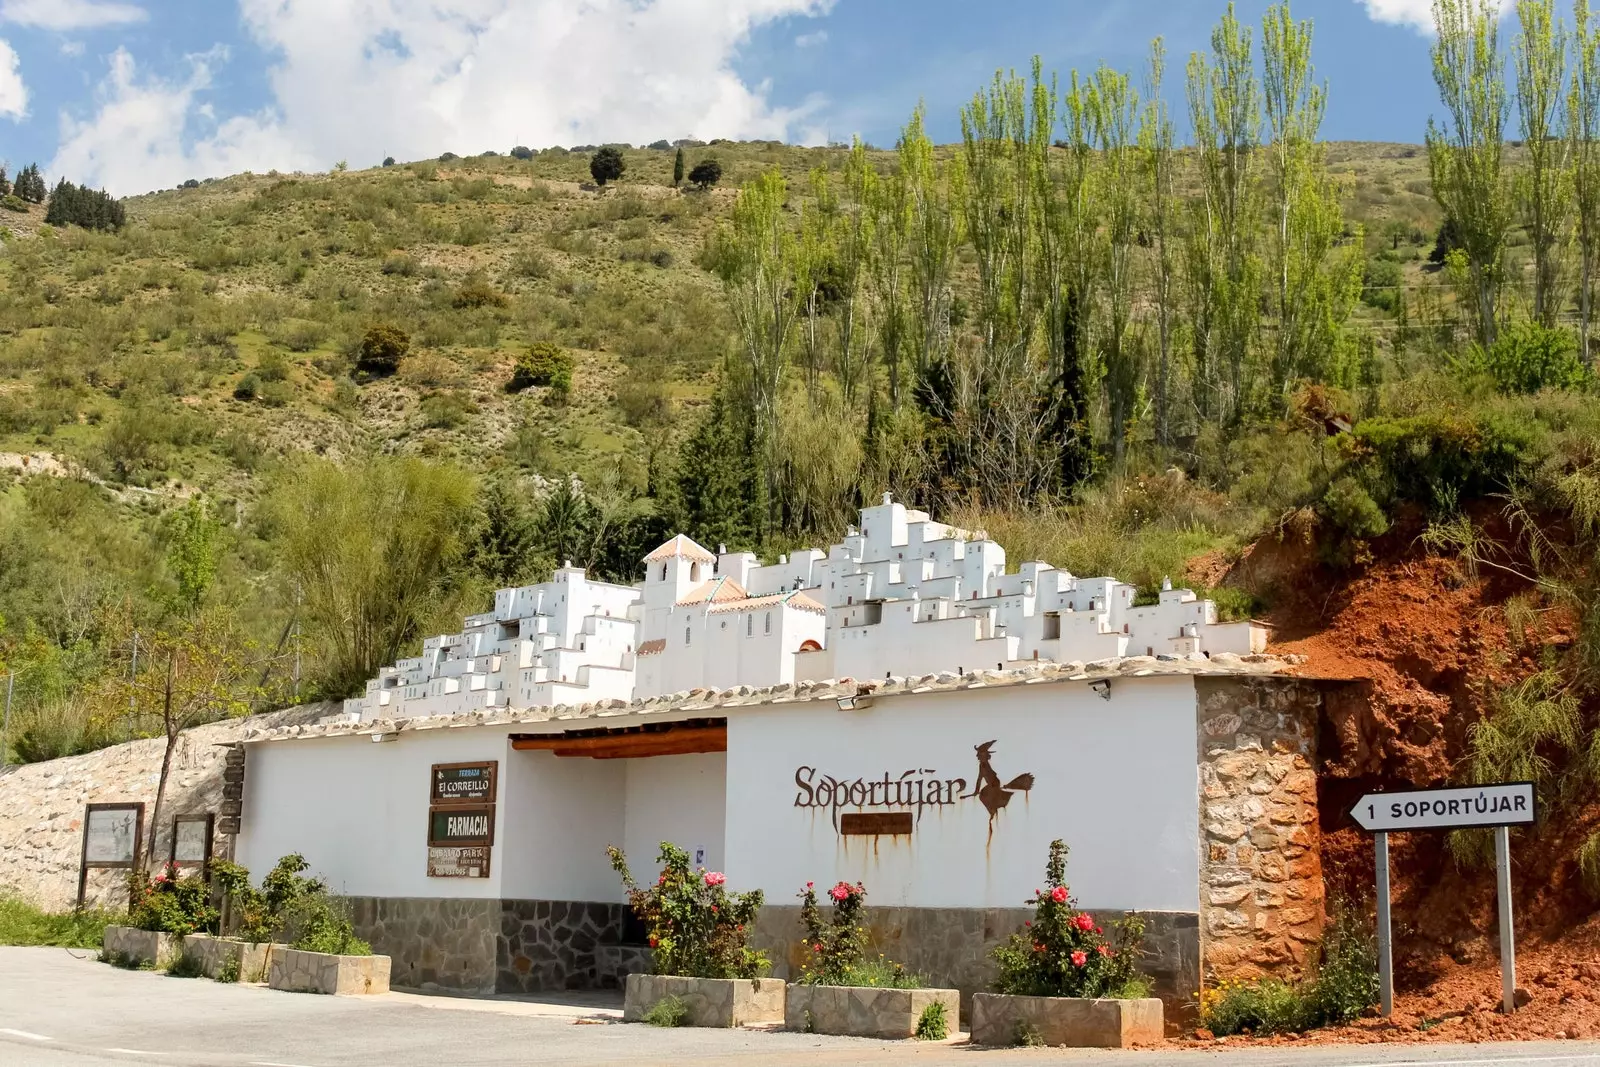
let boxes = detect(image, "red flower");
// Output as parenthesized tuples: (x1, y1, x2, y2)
(829, 882, 852, 902)
(1033, 942, 1046, 953)
(813, 943, 822, 952)
(1097, 945, 1112, 957)
(806, 881, 814, 889)
(704, 871, 726, 887)
(1071, 950, 1088, 967)
(1050, 886, 1069, 904)
(710, 905, 718, 913)
(1095, 926, 1102, 935)
(648, 936, 658, 948)
(1075, 913, 1094, 931)
(1024, 921, 1032, 928)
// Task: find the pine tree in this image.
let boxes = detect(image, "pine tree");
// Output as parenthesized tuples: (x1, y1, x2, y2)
(0, 165, 9, 198)
(673, 146, 685, 187)
(468, 476, 542, 587)
(43, 179, 126, 231)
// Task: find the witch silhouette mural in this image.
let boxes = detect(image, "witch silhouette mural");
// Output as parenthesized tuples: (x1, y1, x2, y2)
(971, 740, 1035, 841)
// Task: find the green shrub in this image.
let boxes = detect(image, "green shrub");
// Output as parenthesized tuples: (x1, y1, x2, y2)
(1, 194, 26, 213)
(0, 895, 115, 947)
(507, 341, 574, 393)
(795, 880, 919, 988)
(129, 862, 217, 936)
(642, 994, 689, 1027)
(608, 842, 767, 979)
(419, 392, 477, 430)
(1342, 410, 1529, 516)
(1361, 259, 1403, 312)
(452, 274, 507, 309)
(356, 324, 409, 375)
(1317, 477, 1389, 565)
(915, 1000, 949, 1041)
(166, 951, 207, 978)
(991, 840, 1148, 999)
(1201, 905, 1378, 1036)
(590, 146, 626, 187)
(233, 373, 261, 401)
(216, 953, 241, 984)
(1580, 833, 1600, 900)
(1463, 321, 1588, 396)
(688, 159, 722, 190)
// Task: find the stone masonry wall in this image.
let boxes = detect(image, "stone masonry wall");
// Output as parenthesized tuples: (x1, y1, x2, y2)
(0, 702, 334, 910)
(1195, 677, 1326, 982)
(346, 896, 498, 994)
(497, 899, 629, 994)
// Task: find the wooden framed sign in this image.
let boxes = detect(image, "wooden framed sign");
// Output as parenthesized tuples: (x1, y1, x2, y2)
(169, 813, 214, 868)
(430, 761, 497, 806)
(78, 802, 144, 910)
(427, 804, 495, 847)
(427, 846, 491, 879)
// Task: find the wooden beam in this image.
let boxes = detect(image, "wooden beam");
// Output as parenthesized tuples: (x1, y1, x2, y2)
(511, 724, 727, 759)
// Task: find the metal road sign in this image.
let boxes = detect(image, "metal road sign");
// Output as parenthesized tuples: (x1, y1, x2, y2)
(1351, 781, 1534, 1019)
(1349, 782, 1536, 833)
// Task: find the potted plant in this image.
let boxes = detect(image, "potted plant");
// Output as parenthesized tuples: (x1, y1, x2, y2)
(608, 842, 781, 1027)
(785, 880, 959, 1040)
(970, 840, 1162, 1048)
(103, 862, 216, 969)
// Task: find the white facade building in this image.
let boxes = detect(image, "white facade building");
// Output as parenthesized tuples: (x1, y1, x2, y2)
(344, 497, 1264, 720)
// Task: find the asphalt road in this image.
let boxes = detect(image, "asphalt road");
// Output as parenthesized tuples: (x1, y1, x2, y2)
(5, 947, 1600, 1067)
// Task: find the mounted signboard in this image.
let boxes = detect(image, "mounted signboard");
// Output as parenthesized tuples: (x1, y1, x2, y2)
(1350, 781, 1534, 1018)
(427, 846, 491, 879)
(78, 802, 145, 910)
(431, 761, 497, 806)
(428, 803, 495, 848)
(170, 813, 215, 868)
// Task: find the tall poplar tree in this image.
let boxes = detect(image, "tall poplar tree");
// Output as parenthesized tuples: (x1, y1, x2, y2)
(901, 105, 963, 380)
(1140, 41, 1179, 448)
(836, 141, 876, 405)
(1088, 66, 1143, 463)
(1573, 0, 1600, 360)
(1186, 4, 1263, 425)
(1514, 0, 1571, 328)
(1427, 0, 1510, 348)
(1262, 3, 1359, 397)
(867, 140, 911, 406)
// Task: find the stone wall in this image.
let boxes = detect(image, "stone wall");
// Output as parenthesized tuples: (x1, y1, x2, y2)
(750, 905, 1198, 1022)
(497, 899, 629, 994)
(0, 702, 334, 910)
(1195, 677, 1329, 982)
(346, 896, 498, 994)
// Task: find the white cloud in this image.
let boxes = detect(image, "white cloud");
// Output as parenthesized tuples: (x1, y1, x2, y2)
(0, 0, 147, 30)
(1355, 0, 1508, 34)
(61, 40, 86, 57)
(0, 38, 25, 120)
(795, 30, 827, 47)
(51, 0, 833, 196)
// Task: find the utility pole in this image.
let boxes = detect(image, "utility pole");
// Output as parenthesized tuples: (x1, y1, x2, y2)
(128, 630, 139, 741)
(1, 671, 13, 767)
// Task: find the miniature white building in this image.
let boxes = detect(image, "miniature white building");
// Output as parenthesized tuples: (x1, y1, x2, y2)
(343, 496, 1265, 720)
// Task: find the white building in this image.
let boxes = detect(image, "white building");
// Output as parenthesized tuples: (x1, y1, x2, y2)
(344, 497, 1264, 720)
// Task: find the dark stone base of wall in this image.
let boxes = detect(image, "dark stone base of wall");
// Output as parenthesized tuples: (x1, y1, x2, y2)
(346, 896, 499, 994)
(344, 895, 1199, 1026)
(497, 899, 629, 994)
(751, 905, 1198, 1026)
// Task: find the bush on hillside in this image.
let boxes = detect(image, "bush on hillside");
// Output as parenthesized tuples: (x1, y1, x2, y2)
(590, 146, 625, 187)
(1462, 321, 1588, 396)
(356, 324, 410, 376)
(1, 194, 24, 213)
(510, 145, 534, 160)
(507, 341, 573, 393)
(382, 156, 395, 167)
(688, 159, 722, 190)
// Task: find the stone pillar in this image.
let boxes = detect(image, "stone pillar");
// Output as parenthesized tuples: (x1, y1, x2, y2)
(1195, 677, 1324, 982)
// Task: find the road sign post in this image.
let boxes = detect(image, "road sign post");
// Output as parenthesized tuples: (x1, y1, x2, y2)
(1374, 831, 1393, 1017)
(1350, 782, 1535, 1018)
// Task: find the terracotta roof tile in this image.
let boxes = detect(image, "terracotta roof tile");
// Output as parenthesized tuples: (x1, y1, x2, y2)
(706, 590, 827, 616)
(636, 639, 667, 656)
(644, 535, 716, 564)
(677, 577, 748, 605)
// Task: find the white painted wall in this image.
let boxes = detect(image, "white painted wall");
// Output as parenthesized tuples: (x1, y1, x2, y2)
(723, 676, 1201, 913)
(499, 751, 625, 903)
(238, 729, 514, 899)
(622, 753, 728, 879)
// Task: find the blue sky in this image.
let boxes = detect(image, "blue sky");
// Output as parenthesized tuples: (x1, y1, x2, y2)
(0, 0, 1450, 196)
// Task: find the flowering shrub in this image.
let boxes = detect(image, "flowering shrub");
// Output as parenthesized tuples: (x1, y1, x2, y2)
(210, 853, 371, 955)
(991, 840, 1148, 999)
(608, 842, 766, 979)
(795, 879, 918, 988)
(129, 862, 216, 936)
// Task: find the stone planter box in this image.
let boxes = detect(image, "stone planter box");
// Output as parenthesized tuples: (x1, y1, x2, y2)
(785, 984, 960, 1040)
(181, 934, 276, 983)
(102, 925, 181, 969)
(623, 974, 785, 1028)
(969, 994, 1163, 1048)
(267, 948, 391, 995)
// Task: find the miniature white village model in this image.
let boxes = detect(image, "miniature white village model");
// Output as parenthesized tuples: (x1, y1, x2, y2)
(344, 495, 1266, 722)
